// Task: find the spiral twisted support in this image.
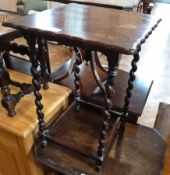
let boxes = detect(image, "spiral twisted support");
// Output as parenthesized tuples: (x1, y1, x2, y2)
(96, 51, 120, 171)
(120, 19, 161, 124)
(37, 38, 50, 90)
(25, 33, 47, 147)
(121, 47, 140, 123)
(74, 47, 82, 111)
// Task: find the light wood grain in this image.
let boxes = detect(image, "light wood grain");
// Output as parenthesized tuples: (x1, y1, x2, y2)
(0, 141, 27, 175)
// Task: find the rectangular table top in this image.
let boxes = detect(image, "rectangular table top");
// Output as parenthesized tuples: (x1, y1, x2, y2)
(46, 0, 140, 9)
(3, 3, 160, 54)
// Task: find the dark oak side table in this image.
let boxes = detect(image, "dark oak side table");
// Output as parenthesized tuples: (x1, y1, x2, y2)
(3, 3, 162, 173)
(48, 0, 153, 123)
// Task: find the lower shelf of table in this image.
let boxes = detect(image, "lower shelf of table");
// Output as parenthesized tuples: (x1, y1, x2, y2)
(46, 101, 118, 159)
(34, 123, 166, 175)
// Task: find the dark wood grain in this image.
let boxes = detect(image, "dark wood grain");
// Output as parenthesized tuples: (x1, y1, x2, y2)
(3, 3, 161, 54)
(35, 122, 166, 175)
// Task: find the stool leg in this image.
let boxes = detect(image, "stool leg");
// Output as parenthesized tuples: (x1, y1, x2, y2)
(25, 33, 47, 147)
(0, 53, 16, 116)
(37, 38, 50, 90)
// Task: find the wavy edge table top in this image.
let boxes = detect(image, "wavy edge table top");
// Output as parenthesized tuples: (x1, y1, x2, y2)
(3, 3, 161, 54)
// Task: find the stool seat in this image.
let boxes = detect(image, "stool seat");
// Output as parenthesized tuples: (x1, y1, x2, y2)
(35, 122, 167, 175)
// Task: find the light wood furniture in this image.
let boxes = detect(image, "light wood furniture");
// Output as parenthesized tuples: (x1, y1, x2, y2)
(0, 70, 71, 175)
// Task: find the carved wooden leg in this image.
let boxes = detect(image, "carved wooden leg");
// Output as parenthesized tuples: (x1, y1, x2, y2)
(0, 52, 17, 116)
(25, 33, 47, 147)
(37, 38, 50, 90)
(95, 51, 120, 171)
(74, 47, 82, 111)
(121, 49, 140, 124)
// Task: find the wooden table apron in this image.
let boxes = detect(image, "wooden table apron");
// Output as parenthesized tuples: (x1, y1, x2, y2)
(2, 3, 161, 171)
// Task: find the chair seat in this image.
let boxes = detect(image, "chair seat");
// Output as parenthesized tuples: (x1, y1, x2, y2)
(34, 122, 167, 175)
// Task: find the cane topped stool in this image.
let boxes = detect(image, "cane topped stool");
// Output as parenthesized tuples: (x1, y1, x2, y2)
(3, 3, 162, 173)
